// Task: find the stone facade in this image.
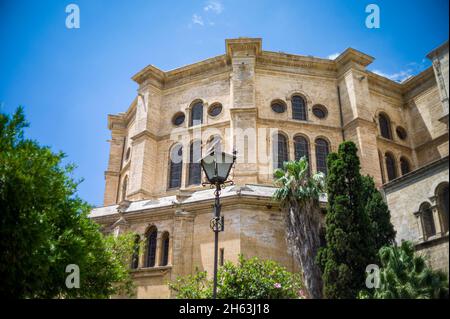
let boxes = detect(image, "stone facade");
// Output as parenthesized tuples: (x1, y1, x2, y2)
(91, 38, 449, 298)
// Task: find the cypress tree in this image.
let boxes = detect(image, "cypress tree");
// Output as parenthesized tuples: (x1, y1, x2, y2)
(317, 141, 376, 298)
(361, 175, 396, 252)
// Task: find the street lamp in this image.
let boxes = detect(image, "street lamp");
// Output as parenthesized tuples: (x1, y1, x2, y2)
(199, 144, 236, 299)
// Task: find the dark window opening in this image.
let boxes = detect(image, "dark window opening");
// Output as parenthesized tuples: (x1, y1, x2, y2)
(169, 144, 183, 189)
(400, 157, 411, 175)
(190, 102, 203, 126)
(421, 203, 436, 239)
(271, 100, 286, 113)
(396, 126, 407, 140)
(188, 140, 202, 185)
(315, 138, 329, 175)
(273, 134, 288, 169)
(292, 95, 307, 121)
(379, 113, 392, 139)
(385, 153, 397, 181)
(161, 233, 170, 266)
(294, 136, 310, 173)
(172, 112, 186, 126)
(208, 103, 223, 117)
(312, 105, 328, 119)
(146, 229, 157, 267)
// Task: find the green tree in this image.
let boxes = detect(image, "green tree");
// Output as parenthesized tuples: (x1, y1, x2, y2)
(273, 158, 325, 298)
(361, 175, 396, 252)
(0, 107, 135, 298)
(358, 241, 449, 299)
(169, 255, 305, 299)
(316, 141, 376, 299)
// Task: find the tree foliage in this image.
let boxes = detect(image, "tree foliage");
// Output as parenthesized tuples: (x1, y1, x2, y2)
(361, 175, 396, 252)
(273, 158, 325, 298)
(358, 241, 449, 299)
(0, 107, 135, 298)
(316, 141, 376, 299)
(169, 255, 305, 299)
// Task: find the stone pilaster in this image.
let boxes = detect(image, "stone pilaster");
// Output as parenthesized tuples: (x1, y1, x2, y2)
(127, 85, 162, 200)
(336, 49, 383, 186)
(171, 210, 195, 279)
(227, 38, 262, 185)
(103, 116, 126, 206)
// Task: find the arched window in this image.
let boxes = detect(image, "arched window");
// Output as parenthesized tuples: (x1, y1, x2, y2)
(146, 227, 158, 267)
(385, 153, 397, 181)
(437, 183, 449, 234)
(420, 202, 436, 239)
(379, 113, 392, 139)
(378, 151, 386, 184)
(400, 157, 411, 176)
(131, 235, 140, 269)
(190, 101, 203, 126)
(168, 144, 183, 189)
(160, 232, 170, 266)
(273, 133, 288, 169)
(315, 138, 330, 175)
(188, 140, 202, 185)
(292, 95, 307, 121)
(294, 135, 310, 173)
(121, 176, 128, 202)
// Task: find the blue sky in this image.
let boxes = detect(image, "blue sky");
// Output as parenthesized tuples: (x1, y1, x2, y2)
(0, 0, 448, 207)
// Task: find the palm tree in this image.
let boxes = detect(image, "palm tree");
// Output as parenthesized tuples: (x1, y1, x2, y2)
(273, 158, 325, 299)
(359, 241, 449, 299)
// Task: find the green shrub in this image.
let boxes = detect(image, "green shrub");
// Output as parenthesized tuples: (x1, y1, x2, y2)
(358, 241, 449, 299)
(169, 255, 305, 299)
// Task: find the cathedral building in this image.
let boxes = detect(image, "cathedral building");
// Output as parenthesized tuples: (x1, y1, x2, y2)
(90, 38, 449, 298)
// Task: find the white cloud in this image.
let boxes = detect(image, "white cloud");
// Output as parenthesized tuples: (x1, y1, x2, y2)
(192, 14, 204, 26)
(204, 0, 224, 14)
(327, 52, 340, 60)
(372, 69, 414, 82)
(371, 58, 430, 83)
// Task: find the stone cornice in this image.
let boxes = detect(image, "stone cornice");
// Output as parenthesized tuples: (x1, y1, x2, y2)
(367, 72, 403, 100)
(130, 130, 158, 143)
(342, 116, 377, 131)
(257, 51, 336, 77)
(258, 117, 342, 133)
(226, 38, 262, 58)
(90, 191, 282, 225)
(335, 48, 374, 68)
(376, 135, 413, 152)
(426, 40, 449, 60)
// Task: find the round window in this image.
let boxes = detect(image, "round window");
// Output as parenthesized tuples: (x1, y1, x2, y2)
(396, 126, 407, 140)
(271, 100, 286, 113)
(208, 103, 223, 117)
(312, 105, 328, 119)
(172, 112, 185, 126)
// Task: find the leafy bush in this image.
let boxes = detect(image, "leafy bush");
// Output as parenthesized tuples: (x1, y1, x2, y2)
(169, 255, 305, 299)
(0, 107, 135, 298)
(358, 241, 449, 299)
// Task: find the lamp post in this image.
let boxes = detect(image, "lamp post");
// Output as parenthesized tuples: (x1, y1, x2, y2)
(200, 145, 236, 299)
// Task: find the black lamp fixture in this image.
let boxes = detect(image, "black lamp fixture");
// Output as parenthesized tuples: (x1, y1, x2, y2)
(199, 142, 236, 299)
